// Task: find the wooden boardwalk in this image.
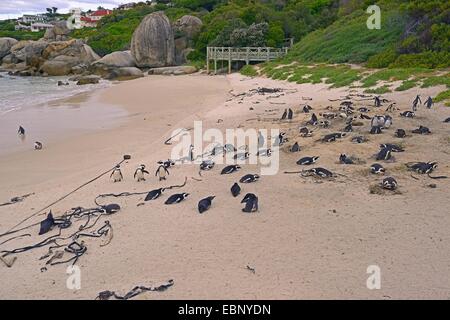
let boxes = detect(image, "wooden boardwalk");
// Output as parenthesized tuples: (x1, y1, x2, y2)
(206, 46, 290, 74)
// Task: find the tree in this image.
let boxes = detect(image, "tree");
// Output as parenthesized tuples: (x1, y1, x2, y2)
(52, 7, 58, 14)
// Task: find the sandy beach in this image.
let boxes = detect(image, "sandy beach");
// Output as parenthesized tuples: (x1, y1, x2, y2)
(1, 73, 450, 300)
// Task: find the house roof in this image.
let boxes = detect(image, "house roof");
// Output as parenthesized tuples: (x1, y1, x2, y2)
(91, 9, 112, 16)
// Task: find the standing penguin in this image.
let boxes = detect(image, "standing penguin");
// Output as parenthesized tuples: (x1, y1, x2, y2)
(230, 183, 241, 197)
(412, 95, 421, 111)
(374, 96, 381, 108)
(424, 96, 433, 109)
(198, 196, 215, 214)
(287, 108, 293, 120)
(241, 193, 258, 213)
(18, 126, 25, 140)
(258, 131, 265, 148)
(281, 109, 287, 120)
(155, 164, 170, 181)
(134, 164, 149, 182)
(289, 142, 301, 152)
(189, 144, 195, 161)
(110, 165, 123, 182)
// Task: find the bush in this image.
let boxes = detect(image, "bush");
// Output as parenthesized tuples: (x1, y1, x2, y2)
(366, 48, 399, 68)
(240, 64, 258, 77)
(390, 51, 450, 69)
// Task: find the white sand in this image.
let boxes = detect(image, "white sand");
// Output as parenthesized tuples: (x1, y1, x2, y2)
(0, 73, 449, 299)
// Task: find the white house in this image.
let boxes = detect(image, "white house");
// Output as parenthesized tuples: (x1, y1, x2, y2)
(30, 23, 54, 32)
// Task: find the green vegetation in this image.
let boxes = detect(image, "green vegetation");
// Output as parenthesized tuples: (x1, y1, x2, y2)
(240, 64, 258, 77)
(0, 20, 44, 40)
(364, 85, 392, 94)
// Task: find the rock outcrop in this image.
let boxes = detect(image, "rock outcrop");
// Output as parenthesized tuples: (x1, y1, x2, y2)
(173, 15, 202, 65)
(76, 75, 101, 85)
(104, 67, 144, 81)
(148, 65, 197, 76)
(43, 21, 71, 41)
(0, 37, 18, 59)
(130, 12, 175, 68)
(90, 51, 137, 77)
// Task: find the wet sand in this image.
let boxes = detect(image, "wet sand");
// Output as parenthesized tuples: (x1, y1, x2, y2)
(0, 73, 449, 299)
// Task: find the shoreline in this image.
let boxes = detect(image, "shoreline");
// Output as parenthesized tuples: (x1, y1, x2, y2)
(1, 73, 450, 299)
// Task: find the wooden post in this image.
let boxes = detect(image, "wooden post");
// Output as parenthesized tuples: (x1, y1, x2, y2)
(206, 47, 209, 74)
(246, 47, 249, 65)
(228, 47, 231, 74)
(214, 57, 217, 75)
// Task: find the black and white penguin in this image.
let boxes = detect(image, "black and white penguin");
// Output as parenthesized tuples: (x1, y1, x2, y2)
(241, 193, 258, 213)
(339, 154, 354, 165)
(322, 134, 336, 143)
(310, 167, 333, 178)
(297, 156, 319, 165)
(231, 183, 241, 197)
(412, 95, 421, 111)
(287, 108, 293, 120)
(34, 141, 43, 150)
(360, 114, 371, 120)
(233, 152, 250, 160)
(110, 165, 123, 182)
(380, 143, 404, 152)
(359, 107, 370, 113)
(18, 126, 25, 139)
(400, 111, 415, 118)
(374, 96, 381, 108)
(221, 165, 241, 175)
(352, 136, 367, 144)
(408, 162, 438, 174)
(281, 109, 287, 120)
(371, 115, 385, 128)
(155, 164, 170, 181)
(145, 188, 164, 201)
(258, 131, 265, 148)
(412, 125, 431, 134)
(256, 148, 272, 157)
(200, 160, 215, 171)
(303, 105, 312, 113)
(444, 117, 450, 123)
(39, 211, 55, 235)
(307, 113, 318, 126)
(165, 193, 189, 205)
(370, 126, 383, 134)
(188, 144, 195, 161)
(299, 127, 313, 137)
(382, 177, 398, 190)
(239, 174, 260, 183)
(198, 196, 215, 214)
(223, 144, 237, 153)
(134, 164, 149, 182)
(289, 142, 301, 153)
(383, 115, 393, 128)
(424, 96, 433, 109)
(343, 123, 353, 132)
(395, 129, 406, 138)
(371, 163, 385, 174)
(274, 132, 287, 146)
(376, 147, 392, 161)
(158, 159, 175, 169)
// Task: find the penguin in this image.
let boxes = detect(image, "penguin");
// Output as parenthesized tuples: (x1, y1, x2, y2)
(287, 108, 293, 120)
(155, 164, 170, 181)
(376, 147, 392, 161)
(341, 101, 353, 108)
(258, 131, 265, 148)
(322, 134, 336, 143)
(110, 165, 123, 182)
(289, 142, 301, 153)
(239, 174, 260, 183)
(281, 109, 287, 120)
(424, 96, 433, 109)
(303, 105, 312, 113)
(230, 183, 241, 197)
(200, 160, 215, 171)
(188, 144, 194, 161)
(383, 115, 393, 128)
(165, 193, 189, 205)
(307, 113, 318, 126)
(256, 148, 272, 157)
(400, 111, 415, 118)
(309, 167, 333, 178)
(444, 117, 450, 123)
(145, 188, 164, 201)
(233, 152, 250, 160)
(158, 159, 175, 169)
(221, 165, 241, 175)
(319, 120, 330, 128)
(223, 144, 237, 153)
(134, 164, 149, 182)
(241, 193, 258, 213)
(408, 162, 438, 174)
(382, 177, 398, 190)
(370, 126, 383, 134)
(412, 125, 431, 135)
(386, 103, 397, 112)
(39, 211, 55, 235)
(339, 154, 354, 164)
(371, 115, 385, 128)
(198, 196, 215, 214)
(299, 127, 313, 137)
(211, 144, 224, 156)
(374, 96, 381, 108)
(370, 163, 385, 175)
(412, 95, 421, 111)
(358, 107, 370, 113)
(34, 141, 43, 150)
(352, 136, 367, 144)
(360, 114, 371, 120)
(395, 129, 406, 138)
(274, 132, 287, 146)
(380, 143, 404, 152)
(18, 126, 25, 140)
(297, 156, 319, 165)
(343, 123, 353, 132)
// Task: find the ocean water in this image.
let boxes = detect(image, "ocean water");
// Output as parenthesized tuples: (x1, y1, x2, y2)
(0, 72, 110, 116)
(0, 72, 127, 155)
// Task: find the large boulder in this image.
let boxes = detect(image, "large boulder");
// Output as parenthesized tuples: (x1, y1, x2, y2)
(173, 15, 203, 65)
(0, 37, 18, 59)
(105, 67, 144, 81)
(92, 51, 136, 68)
(130, 12, 175, 68)
(40, 60, 73, 76)
(148, 65, 197, 76)
(76, 75, 101, 85)
(44, 21, 71, 41)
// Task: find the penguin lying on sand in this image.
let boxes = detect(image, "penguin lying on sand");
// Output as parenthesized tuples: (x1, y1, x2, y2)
(382, 177, 398, 190)
(395, 129, 406, 138)
(289, 142, 301, 152)
(380, 143, 404, 152)
(376, 147, 392, 161)
(371, 163, 385, 174)
(198, 196, 215, 214)
(231, 183, 241, 197)
(407, 162, 438, 174)
(200, 160, 215, 171)
(304, 167, 333, 178)
(400, 111, 415, 118)
(34, 141, 43, 150)
(221, 165, 241, 175)
(145, 188, 164, 201)
(412, 125, 431, 134)
(241, 193, 258, 213)
(165, 193, 189, 205)
(297, 156, 319, 165)
(339, 154, 354, 164)
(239, 174, 260, 183)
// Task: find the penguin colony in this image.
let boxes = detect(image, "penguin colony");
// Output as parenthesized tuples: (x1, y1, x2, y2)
(15, 91, 448, 215)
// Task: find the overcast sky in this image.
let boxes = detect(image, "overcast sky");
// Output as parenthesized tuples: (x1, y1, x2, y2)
(0, 0, 125, 20)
